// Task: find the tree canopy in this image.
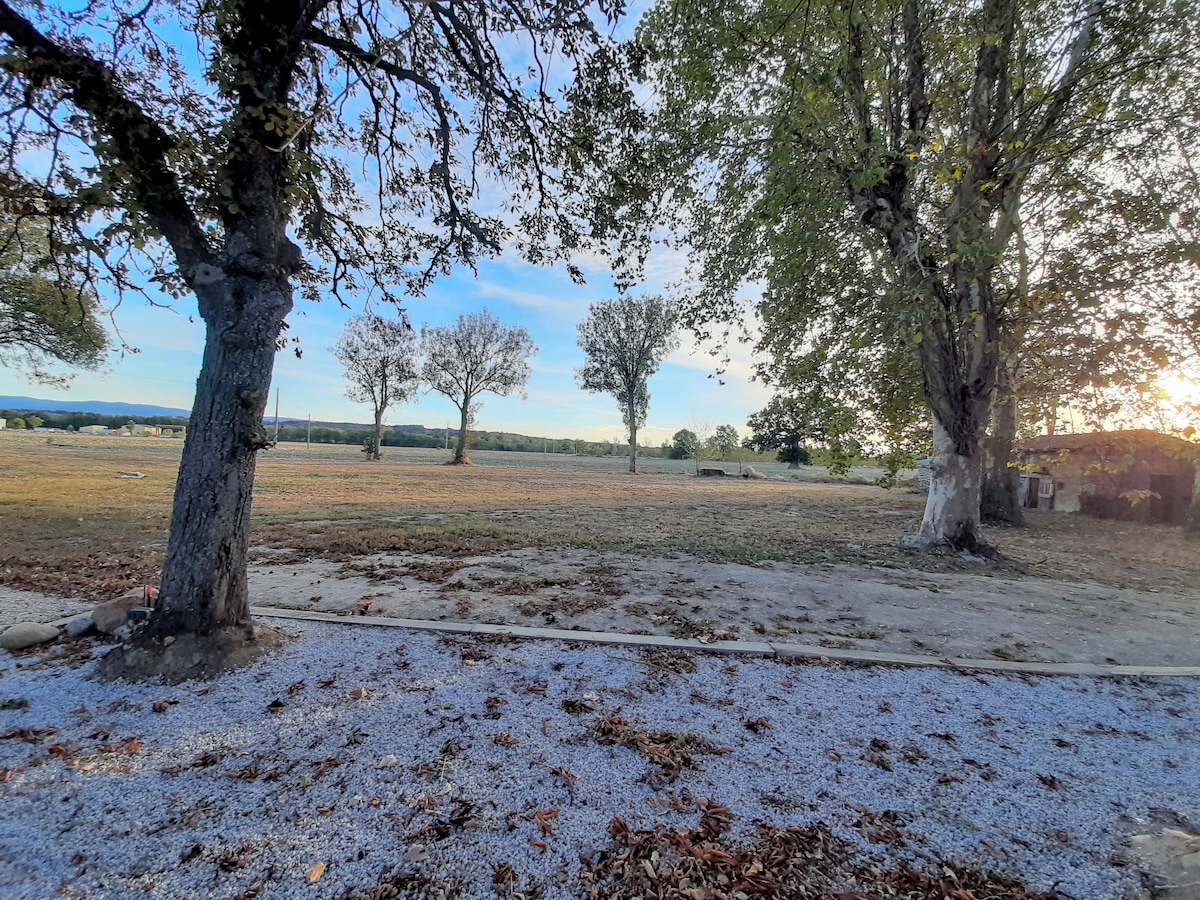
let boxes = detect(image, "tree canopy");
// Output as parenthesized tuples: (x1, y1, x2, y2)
(576, 293, 678, 472)
(0, 213, 108, 385)
(632, 0, 1200, 550)
(422, 310, 537, 465)
(332, 311, 420, 461)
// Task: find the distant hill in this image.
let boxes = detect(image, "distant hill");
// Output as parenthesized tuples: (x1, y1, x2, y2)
(0, 396, 193, 418)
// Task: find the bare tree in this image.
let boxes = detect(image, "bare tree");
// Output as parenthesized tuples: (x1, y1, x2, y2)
(575, 294, 678, 473)
(332, 312, 420, 461)
(422, 310, 536, 465)
(0, 0, 634, 675)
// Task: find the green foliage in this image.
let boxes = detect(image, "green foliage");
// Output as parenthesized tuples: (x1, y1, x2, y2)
(711, 424, 739, 461)
(361, 434, 380, 459)
(9, 416, 25, 429)
(775, 443, 810, 466)
(632, 0, 1200, 486)
(745, 382, 859, 473)
(576, 294, 679, 442)
(669, 428, 698, 460)
(0, 212, 109, 385)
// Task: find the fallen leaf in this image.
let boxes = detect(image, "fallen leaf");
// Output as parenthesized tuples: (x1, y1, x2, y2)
(308, 861, 326, 883)
(402, 845, 429, 863)
(349, 687, 371, 700)
(532, 807, 559, 836)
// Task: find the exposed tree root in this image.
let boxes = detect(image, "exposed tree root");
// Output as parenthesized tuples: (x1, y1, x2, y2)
(444, 456, 473, 466)
(903, 523, 1007, 561)
(95, 623, 286, 684)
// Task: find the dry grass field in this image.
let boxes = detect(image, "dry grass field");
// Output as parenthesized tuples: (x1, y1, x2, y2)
(2, 430, 1199, 603)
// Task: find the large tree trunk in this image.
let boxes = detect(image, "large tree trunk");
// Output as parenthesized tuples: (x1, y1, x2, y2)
(153, 281, 289, 635)
(980, 358, 1024, 525)
(915, 420, 986, 552)
(373, 406, 384, 461)
(453, 402, 470, 464)
(910, 274, 997, 553)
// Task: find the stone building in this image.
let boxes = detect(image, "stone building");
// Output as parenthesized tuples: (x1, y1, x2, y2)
(1017, 430, 1200, 525)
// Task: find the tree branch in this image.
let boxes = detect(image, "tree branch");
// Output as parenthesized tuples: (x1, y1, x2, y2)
(0, 0, 214, 276)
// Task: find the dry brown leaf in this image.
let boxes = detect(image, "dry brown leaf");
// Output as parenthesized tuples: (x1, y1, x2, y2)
(308, 861, 326, 883)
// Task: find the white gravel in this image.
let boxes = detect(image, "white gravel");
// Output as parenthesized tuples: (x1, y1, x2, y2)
(0, 618, 1196, 899)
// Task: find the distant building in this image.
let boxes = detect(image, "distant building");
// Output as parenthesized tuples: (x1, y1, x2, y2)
(131, 424, 162, 436)
(79, 425, 107, 434)
(0, 418, 5, 429)
(1017, 430, 1200, 525)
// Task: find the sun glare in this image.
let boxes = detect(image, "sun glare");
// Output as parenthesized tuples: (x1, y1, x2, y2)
(1159, 372, 1199, 405)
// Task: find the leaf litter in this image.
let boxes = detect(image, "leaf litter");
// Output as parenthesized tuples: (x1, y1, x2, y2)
(0, 618, 1195, 899)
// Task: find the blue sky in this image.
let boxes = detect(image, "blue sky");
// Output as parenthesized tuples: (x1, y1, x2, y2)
(0, 243, 772, 445)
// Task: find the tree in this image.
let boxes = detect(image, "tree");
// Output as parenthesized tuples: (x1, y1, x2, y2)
(636, 0, 1199, 552)
(744, 398, 816, 470)
(0, 1, 635, 674)
(712, 424, 739, 461)
(0, 213, 108, 385)
(669, 428, 697, 461)
(8, 417, 23, 429)
(576, 293, 679, 472)
(422, 311, 536, 465)
(332, 312, 420, 461)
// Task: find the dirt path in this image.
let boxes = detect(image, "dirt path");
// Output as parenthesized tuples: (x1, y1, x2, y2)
(247, 547, 1200, 667)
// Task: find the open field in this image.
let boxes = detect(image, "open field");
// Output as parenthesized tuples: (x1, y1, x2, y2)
(2, 430, 1199, 665)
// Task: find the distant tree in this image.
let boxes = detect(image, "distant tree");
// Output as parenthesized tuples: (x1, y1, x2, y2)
(332, 312, 420, 461)
(26, 415, 43, 430)
(576, 294, 679, 473)
(0, 213, 109, 386)
(744, 396, 838, 469)
(669, 428, 698, 461)
(712, 424, 739, 461)
(422, 311, 536, 465)
(9, 417, 24, 429)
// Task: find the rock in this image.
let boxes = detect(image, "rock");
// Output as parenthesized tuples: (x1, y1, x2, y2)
(699, 467, 727, 477)
(63, 613, 95, 638)
(0, 622, 60, 651)
(92, 594, 146, 634)
(742, 466, 766, 480)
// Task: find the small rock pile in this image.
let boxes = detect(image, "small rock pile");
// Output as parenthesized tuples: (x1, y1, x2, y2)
(0, 587, 153, 651)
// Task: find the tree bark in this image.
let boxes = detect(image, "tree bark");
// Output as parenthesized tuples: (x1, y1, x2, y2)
(153, 277, 290, 635)
(373, 406, 384, 460)
(627, 397, 638, 473)
(980, 358, 1024, 525)
(453, 401, 470, 464)
(915, 420, 986, 552)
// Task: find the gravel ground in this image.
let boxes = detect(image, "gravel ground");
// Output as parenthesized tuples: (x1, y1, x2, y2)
(0, 618, 1196, 899)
